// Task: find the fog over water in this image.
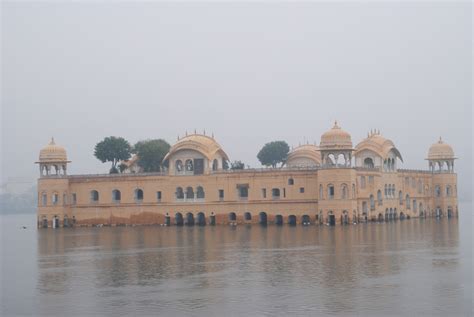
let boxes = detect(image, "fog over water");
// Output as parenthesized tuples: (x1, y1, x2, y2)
(1, 2, 472, 200)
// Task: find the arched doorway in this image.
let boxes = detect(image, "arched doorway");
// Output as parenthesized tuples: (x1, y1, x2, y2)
(343, 211, 349, 225)
(175, 212, 184, 226)
(209, 212, 216, 226)
(165, 214, 171, 226)
(302, 215, 310, 225)
(197, 212, 206, 226)
(259, 212, 267, 226)
(275, 215, 283, 225)
(400, 212, 405, 220)
(447, 207, 453, 218)
(185, 212, 194, 226)
(229, 212, 237, 222)
(53, 216, 59, 228)
(288, 215, 297, 226)
(378, 213, 383, 222)
(244, 212, 252, 221)
(63, 216, 69, 228)
(42, 216, 48, 228)
(328, 212, 335, 226)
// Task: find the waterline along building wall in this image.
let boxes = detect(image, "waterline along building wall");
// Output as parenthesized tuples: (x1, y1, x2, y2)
(36, 124, 458, 228)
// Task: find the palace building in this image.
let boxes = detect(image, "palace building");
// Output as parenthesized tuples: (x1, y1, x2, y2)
(36, 122, 458, 228)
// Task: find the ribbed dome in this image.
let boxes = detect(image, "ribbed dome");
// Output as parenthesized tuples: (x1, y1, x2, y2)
(163, 133, 229, 162)
(286, 144, 321, 166)
(427, 137, 455, 160)
(320, 121, 353, 150)
(354, 131, 403, 161)
(39, 138, 68, 162)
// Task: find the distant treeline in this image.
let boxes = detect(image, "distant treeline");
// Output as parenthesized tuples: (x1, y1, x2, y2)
(0, 186, 37, 214)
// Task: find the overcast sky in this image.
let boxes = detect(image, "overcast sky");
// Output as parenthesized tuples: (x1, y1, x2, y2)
(1, 1, 472, 200)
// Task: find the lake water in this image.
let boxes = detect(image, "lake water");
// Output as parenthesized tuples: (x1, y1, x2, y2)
(1, 203, 472, 316)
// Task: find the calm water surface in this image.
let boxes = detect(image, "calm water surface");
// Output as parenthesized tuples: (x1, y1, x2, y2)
(1, 203, 472, 316)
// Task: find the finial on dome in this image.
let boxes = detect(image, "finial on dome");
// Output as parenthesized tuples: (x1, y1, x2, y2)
(439, 136, 443, 143)
(333, 120, 339, 128)
(49, 137, 55, 145)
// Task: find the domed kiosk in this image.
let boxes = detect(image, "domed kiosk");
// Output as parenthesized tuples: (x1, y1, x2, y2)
(286, 144, 321, 168)
(354, 130, 403, 171)
(163, 133, 229, 175)
(319, 121, 353, 167)
(36, 138, 70, 177)
(427, 137, 456, 172)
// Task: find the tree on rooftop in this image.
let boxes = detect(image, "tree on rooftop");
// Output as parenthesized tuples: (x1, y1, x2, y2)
(133, 139, 171, 172)
(257, 141, 290, 168)
(94, 136, 131, 173)
(230, 160, 245, 170)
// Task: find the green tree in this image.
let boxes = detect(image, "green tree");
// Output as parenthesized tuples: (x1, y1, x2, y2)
(257, 141, 290, 168)
(230, 160, 245, 170)
(133, 139, 171, 172)
(94, 136, 132, 173)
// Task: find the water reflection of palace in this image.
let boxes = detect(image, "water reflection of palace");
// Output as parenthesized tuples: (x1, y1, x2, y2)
(36, 219, 460, 314)
(36, 122, 458, 227)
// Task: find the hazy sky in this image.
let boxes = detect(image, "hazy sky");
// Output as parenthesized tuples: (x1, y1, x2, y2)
(1, 1, 472, 200)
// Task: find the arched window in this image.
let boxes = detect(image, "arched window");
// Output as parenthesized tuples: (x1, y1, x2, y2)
(186, 187, 194, 199)
(362, 201, 368, 213)
(112, 190, 121, 202)
(399, 191, 403, 205)
(185, 159, 193, 172)
(288, 178, 294, 185)
(41, 192, 47, 206)
(446, 185, 452, 197)
(176, 187, 184, 200)
(341, 184, 348, 199)
(328, 184, 335, 200)
(435, 185, 441, 197)
(196, 186, 205, 199)
(360, 176, 366, 189)
(135, 188, 144, 201)
(370, 195, 375, 211)
(377, 190, 383, 205)
(175, 160, 183, 173)
(384, 185, 388, 198)
(244, 212, 251, 221)
(229, 212, 237, 221)
(319, 185, 324, 199)
(391, 184, 396, 197)
(352, 184, 356, 198)
(90, 190, 99, 202)
(52, 193, 59, 205)
(364, 157, 374, 168)
(406, 194, 410, 209)
(413, 199, 417, 212)
(212, 159, 218, 171)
